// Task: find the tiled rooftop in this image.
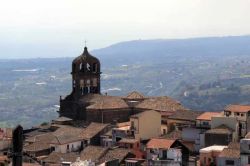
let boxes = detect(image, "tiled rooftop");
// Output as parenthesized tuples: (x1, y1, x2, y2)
(147, 138, 175, 149)
(225, 104, 250, 113)
(196, 112, 222, 121)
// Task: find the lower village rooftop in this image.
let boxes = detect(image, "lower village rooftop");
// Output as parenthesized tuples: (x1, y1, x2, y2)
(2, 99, 250, 166)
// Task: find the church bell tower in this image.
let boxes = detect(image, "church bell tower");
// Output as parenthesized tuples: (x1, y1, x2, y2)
(71, 46, 101, 98)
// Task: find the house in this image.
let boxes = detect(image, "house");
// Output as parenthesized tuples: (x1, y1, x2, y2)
(199, 145, 227, 166)
(240, 137, 250, 166)
(24, 133, 55, 157)
(205, 124, 234, 147)
(80, 145, 108, 163)
(217, 142, 240, 166)
(80, 122, 109, 146)
(146, 138, 189, 166)
(204, 116, 239, 146)
(50, 126, 83, 153)
(224, 104, 250, 137)
(0, 128, 12, 151)
(42, 151, 79, 166)
(79, 146, 135, 165)
(118, 138, 143, 158)
(167, 109, 202, 132)
(99, 148, 135, 165)
(130, 110, 161, 140)
(100, 129, 113, 148)
(112, 122, 131, 143)
(196, 112, 222, 129)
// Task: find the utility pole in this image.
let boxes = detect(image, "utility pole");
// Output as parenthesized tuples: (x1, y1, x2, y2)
(12, 125, 23, 166)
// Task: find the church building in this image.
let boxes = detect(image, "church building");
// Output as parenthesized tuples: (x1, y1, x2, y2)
(59, 46, 185, 123)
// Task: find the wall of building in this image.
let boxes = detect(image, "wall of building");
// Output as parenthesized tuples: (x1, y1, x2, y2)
(211, 116, 239, 141)
(0, 139, 11, 151)
(240, 139, 250, 154)
(217, 157, 240, 166)
(51, 141, 82, 153)
(182, 128, 200, 142)
(167, 148, 182, 162)
(196, 120, 211, 128)
(199, 151, 220, 166)
(167, 119, 195, 132)
(211, 116, 238, 130)
(240, 154, 250, 166)
(205, 133, 232, 147)
(161, 124, 168, 135)
(132, 110, 161, 140)
(86, 109, 131, 123)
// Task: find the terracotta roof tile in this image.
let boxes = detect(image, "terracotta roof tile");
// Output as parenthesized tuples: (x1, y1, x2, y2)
(125, 91, 145, 100)
(43, 152, 78, 164)
(25, 133, 55, 144)
(219, 148, 240, 158)
(51, 126, 83, 144)
(80, 146, 108, 162)
(228, 142, 240, 149)
(206, 124, 233, 134)
(225, 104, 250, 113)
(24, 141, 50, 152)
(168, 109, 202, 121)
(86, 96, 129, 110)
(196, 112, 222, 121)
(99, 148, 132, 164)
(81, 122, 108, 140)
(147, 138, 175, 149)
(119, 138, 139, 144)
(135, 96, 185, 112)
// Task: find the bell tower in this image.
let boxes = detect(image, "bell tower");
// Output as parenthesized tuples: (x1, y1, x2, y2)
(71, 46, 101, 98)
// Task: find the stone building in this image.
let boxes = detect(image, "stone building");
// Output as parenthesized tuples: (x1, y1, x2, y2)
(59, 46, 185, 123)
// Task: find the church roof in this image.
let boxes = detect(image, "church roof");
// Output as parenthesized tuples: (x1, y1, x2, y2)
(85, 95, 129, 110)
(124, 91, 145, 100)
(135, 96, 185, 112)
(73, 47, 100, 65)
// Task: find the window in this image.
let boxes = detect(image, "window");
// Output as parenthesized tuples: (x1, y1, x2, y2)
(93, 63, 97, 72)
(248, 156, 250, 164)
(225, 111, 231, 117)
(202, 121, 209, 125)
(249, 144, 250, 150)
(79, 63, 82, 70)
(225, 160, 234, 165)
(163, 129, 166, 135)
(92, 78, 97, 86)
(242, 123, 245, 129)
(67, 144, 69, 150)
(241, 113, 244, 117)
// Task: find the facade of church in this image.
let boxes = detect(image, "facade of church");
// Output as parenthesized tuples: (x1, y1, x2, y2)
(59, 47, 185, 123)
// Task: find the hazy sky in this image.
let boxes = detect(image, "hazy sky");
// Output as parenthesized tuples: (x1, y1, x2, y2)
(1, 0, 250, 58)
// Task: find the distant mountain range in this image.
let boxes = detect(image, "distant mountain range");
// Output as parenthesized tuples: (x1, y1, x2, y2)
(93, 35, 250, 67)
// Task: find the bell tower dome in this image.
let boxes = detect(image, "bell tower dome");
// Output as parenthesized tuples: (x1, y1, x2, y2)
(71, 46, 101, 98)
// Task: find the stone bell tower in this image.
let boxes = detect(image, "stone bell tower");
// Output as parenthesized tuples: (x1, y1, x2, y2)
(71, 46, 101, 99)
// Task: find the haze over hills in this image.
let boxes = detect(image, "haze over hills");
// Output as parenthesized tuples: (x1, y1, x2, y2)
(1, 35, 250, 128)
(93, 35, 250, 66)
